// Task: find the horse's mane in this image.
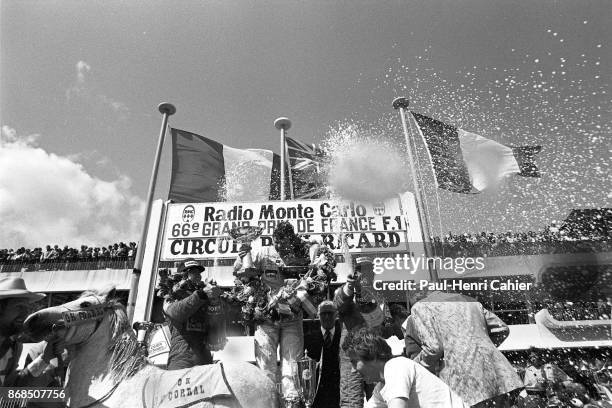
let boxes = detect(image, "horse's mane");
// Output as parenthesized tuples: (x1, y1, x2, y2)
(78, 290, 149, 383)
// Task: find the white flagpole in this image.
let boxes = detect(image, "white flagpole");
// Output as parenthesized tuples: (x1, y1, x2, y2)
(274, 117, 292, 201)
(127, 102, 176, 321)
(392, 97, 438, 282)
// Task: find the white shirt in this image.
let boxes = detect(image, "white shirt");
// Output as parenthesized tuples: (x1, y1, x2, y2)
(365, 357, 468, 408)
(320, 326, 336, 338)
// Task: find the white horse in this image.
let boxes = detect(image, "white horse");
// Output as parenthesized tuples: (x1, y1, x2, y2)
(24, 287, 278, 408)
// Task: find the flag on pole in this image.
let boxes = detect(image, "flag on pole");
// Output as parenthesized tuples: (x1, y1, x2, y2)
(168, 128, 284, 202)
(285, 136, 327, 199)
(411, 112, 541, 194)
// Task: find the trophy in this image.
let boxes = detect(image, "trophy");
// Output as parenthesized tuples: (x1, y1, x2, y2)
(230, 226, 263, 274)
(292, 352, 319, 408)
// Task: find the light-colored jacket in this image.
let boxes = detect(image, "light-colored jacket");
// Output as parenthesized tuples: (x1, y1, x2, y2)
(405, 291, 523, 406)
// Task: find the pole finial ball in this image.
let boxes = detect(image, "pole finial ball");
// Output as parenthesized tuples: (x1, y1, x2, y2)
(392, 97, 410, 110)
(274, 117, 292, 130)
(158, 103, 177, 116)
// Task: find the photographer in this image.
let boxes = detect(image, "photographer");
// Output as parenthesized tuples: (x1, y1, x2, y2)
(162, 258, 221, 370)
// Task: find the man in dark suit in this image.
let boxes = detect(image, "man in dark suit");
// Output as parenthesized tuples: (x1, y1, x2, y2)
(304, 300, 341, 408)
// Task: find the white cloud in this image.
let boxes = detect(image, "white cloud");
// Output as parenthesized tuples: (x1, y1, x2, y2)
(0, 126, 145, 249)
(66, 61, 129, 118)
(76, 60, 91, 83)
(1, 125, 40, 145)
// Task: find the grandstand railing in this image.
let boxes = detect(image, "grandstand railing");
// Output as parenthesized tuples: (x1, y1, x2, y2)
(1, 240, 610, 272)
(0, 257, 135, 272)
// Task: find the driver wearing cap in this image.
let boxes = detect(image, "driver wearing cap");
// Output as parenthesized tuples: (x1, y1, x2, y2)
(163, 258, 221, 370)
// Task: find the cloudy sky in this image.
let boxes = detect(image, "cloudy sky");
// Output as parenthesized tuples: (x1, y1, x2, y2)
(1, 0, 609, 248)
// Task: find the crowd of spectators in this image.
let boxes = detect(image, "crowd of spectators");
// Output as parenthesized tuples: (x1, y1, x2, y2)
(2, 221, 609, 267)
(432, 221, 611, 258)
(0, 210, 609, 270)
(433, 209, 611, 258)
(0, 242, 137, 263)
(0, 242, 138, 272)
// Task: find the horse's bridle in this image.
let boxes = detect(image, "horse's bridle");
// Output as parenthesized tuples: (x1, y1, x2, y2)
(51, 297, 122, 408)
(52, 297, 109, 343)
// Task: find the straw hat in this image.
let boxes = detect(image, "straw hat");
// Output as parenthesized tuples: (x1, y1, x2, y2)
(0, 278, 46, 302)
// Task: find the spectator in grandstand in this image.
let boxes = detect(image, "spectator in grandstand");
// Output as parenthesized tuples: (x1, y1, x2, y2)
(0, 277, 64, 390)
(128, 242, 137, 257)
(78, 245, 89, 259)
(343, 328, 468, 408)
(12, 247, 27, 261)
(404, 290, 524, 407)
(116, 242, 129, 257)
(32, 247, 42, 261)
(163, 258, 220, 370)
(49, 245, 60, 260)
(40, 245, 52, 262)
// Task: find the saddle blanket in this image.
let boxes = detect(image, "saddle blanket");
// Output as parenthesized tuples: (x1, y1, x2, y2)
(142, 363, 235, 408)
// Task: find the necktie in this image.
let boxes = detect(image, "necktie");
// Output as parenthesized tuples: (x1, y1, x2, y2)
(323, 330, 332, 348)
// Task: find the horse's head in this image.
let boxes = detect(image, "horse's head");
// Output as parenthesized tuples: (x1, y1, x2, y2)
(24, 286, 128, 346)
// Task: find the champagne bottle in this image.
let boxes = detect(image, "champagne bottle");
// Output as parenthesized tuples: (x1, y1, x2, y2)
(205, 295, 227, 351)
(354, 257, 384, 328)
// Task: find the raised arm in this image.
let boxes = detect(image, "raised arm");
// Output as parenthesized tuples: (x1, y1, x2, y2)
(163, 290, 208, 323)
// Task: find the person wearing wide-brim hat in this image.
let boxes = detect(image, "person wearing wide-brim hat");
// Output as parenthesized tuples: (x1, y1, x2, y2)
(0, 278, 45, 338)
(0, 277, 53, 387)
(0, 277, 46, 303)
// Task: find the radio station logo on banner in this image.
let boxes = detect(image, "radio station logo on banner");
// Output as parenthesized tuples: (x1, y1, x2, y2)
(160, 198, 409, 260)
(182, 205, 196, 223)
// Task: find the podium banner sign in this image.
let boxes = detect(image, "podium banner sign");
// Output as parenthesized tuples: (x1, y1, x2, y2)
(160, 198, 410, 260)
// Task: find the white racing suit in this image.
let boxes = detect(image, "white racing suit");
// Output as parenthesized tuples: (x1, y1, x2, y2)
(235, 245, 304, 399)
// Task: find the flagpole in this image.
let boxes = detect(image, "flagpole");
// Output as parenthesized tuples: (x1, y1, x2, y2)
(127, 102, 176, 322)
(274, 117, 291, 201)
(392, 97, 438, 282)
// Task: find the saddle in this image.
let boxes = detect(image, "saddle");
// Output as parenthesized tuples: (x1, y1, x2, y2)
(142, 363, 235, 408)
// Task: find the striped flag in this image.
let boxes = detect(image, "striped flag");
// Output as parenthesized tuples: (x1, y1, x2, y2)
(168, 128, 284, 202)
(411, 112, 541, 194)
(285, 136, 327, 199)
